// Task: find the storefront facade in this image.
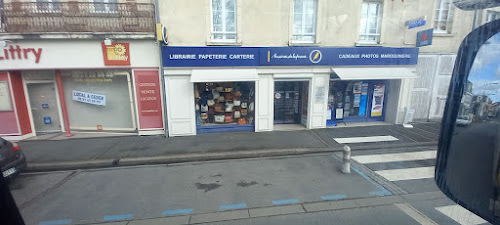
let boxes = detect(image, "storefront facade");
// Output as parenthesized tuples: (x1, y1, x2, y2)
(0, 40, 163, 140)
(163, 46, 419, 137)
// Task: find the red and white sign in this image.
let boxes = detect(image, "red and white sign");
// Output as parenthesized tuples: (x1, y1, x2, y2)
(134, 70, 163, 129)
(0, 45, 42, 63)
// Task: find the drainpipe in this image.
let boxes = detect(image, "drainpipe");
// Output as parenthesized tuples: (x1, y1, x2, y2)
(55, 70, 72, 137)
(154, 0, 168, 137)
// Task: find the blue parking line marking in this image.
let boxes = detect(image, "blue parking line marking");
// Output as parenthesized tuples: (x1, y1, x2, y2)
(103, 214, 134, 221)
(321, 195, 347, 201)
(351, 166, 392, 196)
(272, 199, 299, 205)
(39, 219, 72, 225)
(369, 190, 392, 197)
(163, 208, 193, 215)
(220, 203, 247, 210)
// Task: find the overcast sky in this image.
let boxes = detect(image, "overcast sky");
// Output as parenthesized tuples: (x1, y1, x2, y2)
(468, 33, 500, 102)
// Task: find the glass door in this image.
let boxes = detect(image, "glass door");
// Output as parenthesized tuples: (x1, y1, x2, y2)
(274, 81, 302, 124)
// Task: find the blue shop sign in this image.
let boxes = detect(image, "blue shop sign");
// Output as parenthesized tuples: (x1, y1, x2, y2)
(163, 47, 259, 67)
(162, 46, 418, 67)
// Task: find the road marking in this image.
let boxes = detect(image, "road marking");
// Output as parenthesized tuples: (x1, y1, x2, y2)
(321, 195, 347, 200)
(352, 151, 437, 164)
(163, 208, 193, 215)
(39, 219, 72, 225)
(333, 135, 398, 144)
(220, 203, 247, 210)
(103, 214, 134, 221)
(395, 203, 439, 225)
(272, 199, 299, 205)
(375, 167, 434, 181)
(351, 166, 392, 195)
(369, 190, 392, 196)
(436, 205, 487, 225)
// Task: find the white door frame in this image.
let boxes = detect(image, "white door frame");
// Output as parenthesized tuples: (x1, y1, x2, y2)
(23, 75, 65, 136)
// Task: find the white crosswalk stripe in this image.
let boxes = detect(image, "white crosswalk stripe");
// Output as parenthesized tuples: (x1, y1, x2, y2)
(375, 167, 435, 181)
(352, 151, 437, 164)
(334, 135, 399, 144)
(436, 205, 488, 225)
(351, 149, 437, 182)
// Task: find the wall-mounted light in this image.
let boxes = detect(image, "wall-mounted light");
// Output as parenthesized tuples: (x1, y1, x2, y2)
(104, 38, 113, 46)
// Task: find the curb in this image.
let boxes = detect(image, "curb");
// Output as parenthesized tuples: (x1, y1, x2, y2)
(24, 141, 437, 172)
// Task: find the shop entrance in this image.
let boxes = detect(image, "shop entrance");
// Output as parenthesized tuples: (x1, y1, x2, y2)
(27, 83, 62, 133)
(274, 81, 307, 124)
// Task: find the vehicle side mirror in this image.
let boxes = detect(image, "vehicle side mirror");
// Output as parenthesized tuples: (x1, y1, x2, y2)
(436, 19, 500, 224)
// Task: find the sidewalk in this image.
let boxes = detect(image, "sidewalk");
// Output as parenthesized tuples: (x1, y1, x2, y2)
(17, 122, 440, 171)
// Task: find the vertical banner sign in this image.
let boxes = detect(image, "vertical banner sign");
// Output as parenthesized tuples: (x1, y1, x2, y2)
(359, 83, 368, 116)
(371, 84, 385, 117)
(134, 70, 164, 129)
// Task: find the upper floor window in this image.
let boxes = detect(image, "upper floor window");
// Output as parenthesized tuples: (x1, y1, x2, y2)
(211, 0, 237, 42)
(35, 0, 61, 12)
(359, 1, 382, 44)
(434, 0, 454, 33)
(93, 0, 118, 13)
(293, 0, 317, 43)
(487, 11, 500, 23)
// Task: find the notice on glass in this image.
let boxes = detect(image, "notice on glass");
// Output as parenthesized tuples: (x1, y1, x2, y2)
(73, 90, 106, 106)
(353, 81, 362, 94)
(0, 81, 12, 111)
(336, 108, 343, 119)
(353, 94, 361, 107)
(371, 84, 385, 117)
(326, 106, 332, 120)
(315, 86, 325, 103)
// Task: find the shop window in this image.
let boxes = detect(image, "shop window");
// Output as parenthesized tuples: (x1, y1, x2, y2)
(292, 0, 317, 43)
(62, 70, 135, 131)
(358, 1, 382, 44)
(328, 80, 386, 123)
(211, 0, 237, 42)
(434, 0, 454, 34)
(194, 82, 255, 126)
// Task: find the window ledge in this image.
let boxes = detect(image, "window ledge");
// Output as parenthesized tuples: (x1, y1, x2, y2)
(355, 42, 383, 47)
(206, 41, 242, 46)
(433, 33, 454, 37)
(288, 42, 321, 47)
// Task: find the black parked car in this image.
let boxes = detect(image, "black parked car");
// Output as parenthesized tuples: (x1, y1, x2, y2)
(0, 137, 26, 179)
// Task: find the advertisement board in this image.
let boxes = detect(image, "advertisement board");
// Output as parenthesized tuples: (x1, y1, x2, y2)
(134, 70, 164, 129)
(371, 84, 385, 117)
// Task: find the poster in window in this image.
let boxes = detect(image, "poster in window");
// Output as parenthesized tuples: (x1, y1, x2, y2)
(353, 81, 362, 94)
(0, 81, 13, 111)
(353, 94, 361, 107)
(371, 84, 385, 117)
(336, 108, 343, 119)
(359, 83, 369, 116)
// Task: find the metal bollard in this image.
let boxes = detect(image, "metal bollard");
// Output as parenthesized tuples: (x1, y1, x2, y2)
(342, 145, 351, 174)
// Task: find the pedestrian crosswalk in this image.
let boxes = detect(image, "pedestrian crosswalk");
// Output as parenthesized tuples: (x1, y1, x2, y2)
(352, 149, 436, 182)
(351, 147, 490, 225)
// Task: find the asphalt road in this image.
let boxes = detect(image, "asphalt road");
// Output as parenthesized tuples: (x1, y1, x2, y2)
(8, 146, 490, 225)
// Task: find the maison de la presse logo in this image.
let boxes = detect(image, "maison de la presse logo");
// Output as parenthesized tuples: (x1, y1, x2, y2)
(309, 50, 322, 64)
